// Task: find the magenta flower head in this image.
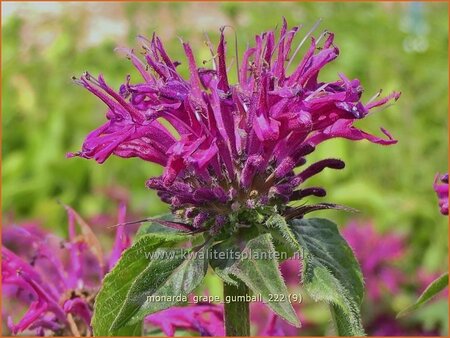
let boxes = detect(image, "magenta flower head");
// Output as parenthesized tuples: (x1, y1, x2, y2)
(434, 173, 448, 215)
(68, 19, 399, 232)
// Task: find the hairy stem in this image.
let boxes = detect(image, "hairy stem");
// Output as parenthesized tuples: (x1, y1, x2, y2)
(223, 280, 250, 336)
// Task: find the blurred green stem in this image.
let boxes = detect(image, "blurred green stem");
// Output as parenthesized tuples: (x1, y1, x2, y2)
(223, 281, 250, 336)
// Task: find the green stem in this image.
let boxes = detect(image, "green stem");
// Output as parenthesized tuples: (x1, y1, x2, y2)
(223, 280, 250, 336)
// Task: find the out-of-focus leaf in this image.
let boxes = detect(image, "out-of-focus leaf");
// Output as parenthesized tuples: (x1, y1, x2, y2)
(397, 272, 448, 318)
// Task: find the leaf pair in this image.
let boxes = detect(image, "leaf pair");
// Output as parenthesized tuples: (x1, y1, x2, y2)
(93, 216, 366, 336)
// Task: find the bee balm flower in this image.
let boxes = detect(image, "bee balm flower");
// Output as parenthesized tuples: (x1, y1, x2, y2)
(434, 173, 448, 215)
(69, 20, 399, 232)
(2, 204, 130, 336)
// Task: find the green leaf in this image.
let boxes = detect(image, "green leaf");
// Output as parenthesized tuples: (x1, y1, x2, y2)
(210, 233, 301, 328)
(110, 244, 209, 331)
(92, 233, 186, 336)
(397, 272, 448, 318)
(290, 218, 365, 336)
(209, 239, 241, 286)
(265, 213, 300, 258)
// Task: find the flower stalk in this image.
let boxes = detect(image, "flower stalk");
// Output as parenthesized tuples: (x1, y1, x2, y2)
(223, 281, 250, 336)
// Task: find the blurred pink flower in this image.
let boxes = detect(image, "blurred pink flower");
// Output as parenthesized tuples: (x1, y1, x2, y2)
(434, 173, 448, 215)
(342, 221, 405, 301)
(369, 314, 439, 336)
(145, 304, 224, 336)
(2, 203, 130, 336)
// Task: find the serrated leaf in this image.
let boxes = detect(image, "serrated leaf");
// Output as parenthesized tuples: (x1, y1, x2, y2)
(92, 233, 186, 336)
(110, 245, 209, 331)
(209, 240, 240, 286)
(265, 214, 301, 253)
(210, 233, 301, 327)
(397, 272, 448, 318)
(290, 218, 365, 336)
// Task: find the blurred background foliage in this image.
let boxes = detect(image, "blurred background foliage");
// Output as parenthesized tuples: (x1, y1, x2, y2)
(1, 1, 448, 336)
